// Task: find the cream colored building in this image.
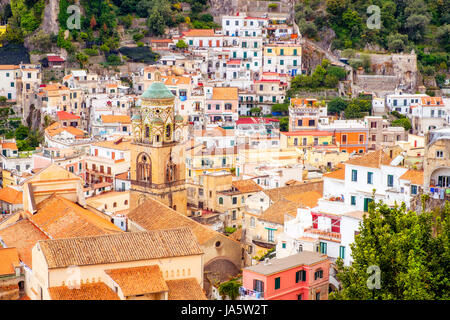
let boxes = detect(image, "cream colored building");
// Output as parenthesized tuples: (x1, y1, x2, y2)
(29, 227, 206, 300)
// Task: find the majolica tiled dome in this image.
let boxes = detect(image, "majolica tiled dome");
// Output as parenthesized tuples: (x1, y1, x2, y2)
(141, 82, 174, 100)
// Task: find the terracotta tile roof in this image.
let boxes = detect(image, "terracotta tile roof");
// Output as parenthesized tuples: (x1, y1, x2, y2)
(283, 190, 322, 208)
(212, 87, 238, 100)
(0, 219, 49, 268)
(64, 126, 85, 137)
(0, 187, 23, 204)
(232, 179, 263, 194)
(48, 283, 120, 300)
(259, 198, 299, 224)
(38, 227, 203, 269)
(30, 194, 122, 238)
(0, 248, 20, 276)
(101, 115, 131, 124)
(166, 278, 207, 300)
(345, 150, 393, 168)
(421, 96, 444, 107)
(127, 197, 229, 245)
(263, 181, 323, 202)
(182, 29, 216, 37)
(105, 265, 168, 296)
(57, 111, 80, 121)
(399, 170, 424, 185)
(0, 65, 19, 70)
(1, 142, 18, 150)
(323, 167, 346, 180)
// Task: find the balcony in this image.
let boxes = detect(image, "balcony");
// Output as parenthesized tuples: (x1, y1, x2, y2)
(239, 287, 264, 300)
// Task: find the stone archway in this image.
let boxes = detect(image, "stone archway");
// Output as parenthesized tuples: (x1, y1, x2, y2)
(136, 152, 152, 182)
(203, 256, 240, 298)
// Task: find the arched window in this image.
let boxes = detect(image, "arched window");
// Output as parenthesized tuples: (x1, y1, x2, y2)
(166, 155, 176, 183)
(219, 197, 223, 205)
(137, 152, 151, 182)
(124, 200, 128, 205)
(113, 202, 117, 208)
(250, 217, 255, 227)
(165, 124, 172, 138)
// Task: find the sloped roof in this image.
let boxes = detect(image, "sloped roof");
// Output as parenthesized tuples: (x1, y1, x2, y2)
(283, 190, 323, 208)
(48, 283, 120, 300)
(166, 278, 207, 300)
(38, 227, 203, 269)
(0, 219, 49, 268)
(232, 179, 263, 194)
(0, 248, 20, 276)
(399, 170, 424, 185)
(105, 265, 168, 296)
(127, 197, 230, 245)
(0, 187, 23, 204)
(182, 29, 215, 37)
(1, 142, 18, 150)
(30, 194, 122, 238)
(345, 150, 393, 169)
(57, 111, 80, 121)
(323, 166, 346, 180)
(259, 198, 299, 225)
(263, 181, 323, 203)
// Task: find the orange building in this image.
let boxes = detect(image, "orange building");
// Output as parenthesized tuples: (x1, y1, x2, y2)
(319, 120, 368, 154)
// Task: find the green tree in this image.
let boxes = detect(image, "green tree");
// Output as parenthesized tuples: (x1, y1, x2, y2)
(344, 101, 362, 119)
(147, 8, 166, 36)
(15, 125, 29, 140)
(327, 97, 348, 115)
(391, 118, 412, 131)
(330, 201, 450, 300)
(218, 280, 241, 300)
(279, 117, 289, 132)
(250, 107, 262, 116)
(175, 39, 188, 49)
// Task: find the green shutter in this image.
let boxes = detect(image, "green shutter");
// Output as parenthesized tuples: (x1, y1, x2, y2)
(275, 277, 280, 289)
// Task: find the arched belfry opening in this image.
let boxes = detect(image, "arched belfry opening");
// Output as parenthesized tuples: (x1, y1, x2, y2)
(166, 154, 176, 183)
(137, 152, 152, 182)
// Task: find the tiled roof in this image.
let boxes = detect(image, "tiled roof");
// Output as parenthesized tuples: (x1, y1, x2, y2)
(232, 179, 263, 194)
(127, 197, 228, 245)
(0, 187, 23, 204)
(399, 170, 424, 185)
(263, 181, 323, 203)
(163, 76, 190, 86)
(101, 115, 131, 124)
(47, 56, 65, 62)
(182, 29, 216, 37)
(421, 96, 444, 107)
(284, 190, 323, 208)
(48, 283, 120, 300)
(259, 198, 299, 224)
(57, 111, 80, 121)
(212, 87, 238, 100)
(0, 248, 20, 276)
(166, 278, 207, 300)
(105, 265, 168, 296)
(323, 167, 346, 180)
(0, 65, 19, 70)
(1, 142, 18, 150)
(30, 194, 122, 238)
(345, 150, 393, 168)
(0, 219, 49, 268)
(38, 227, 203, 269)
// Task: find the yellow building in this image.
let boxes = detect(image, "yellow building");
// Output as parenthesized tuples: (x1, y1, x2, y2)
(263, 44, 302, 75)
(280, 131, 335, 149)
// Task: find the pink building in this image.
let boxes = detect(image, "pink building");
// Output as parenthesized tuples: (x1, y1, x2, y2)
(241, 251, 330, 300)
(205, 87, 239, 123)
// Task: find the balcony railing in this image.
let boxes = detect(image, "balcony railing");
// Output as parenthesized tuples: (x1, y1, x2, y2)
(239, 287, 264, 300)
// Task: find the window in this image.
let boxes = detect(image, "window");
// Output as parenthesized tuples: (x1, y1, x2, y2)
(351, 169, 358, 182)
(316, 292, 321, 300)
(226, 20, 230, 25)
(342, 134, 347, 144)
(232, 197, 237, 204)
(267, 48, 272, 53)
(387, 174, 394, 187)
(280, 59, 284, 65)
(282, 242, 286, 249)
(436, 150, 444, 158)
(268, 59, 271, 64)
(367, 172, 373, 184)
(274, 277, 281, 290)
(293, 49, 297, 56)
(250, 217, 255, 227)
(339, 246, 345, 259)
(319, 242, 327, 254)
(411, 185, 418, 195)
(219, 197, 223, 205)
(359, 134, 364, 143)
(314, 269, 323, 280)
(351, 195, 356, 206)
(295, 270, 306, 283)
(254, 279, 264, 292)
(280, 49, 284, 55)
(232, 210, 236, 220)
(268, 229, 275, 242)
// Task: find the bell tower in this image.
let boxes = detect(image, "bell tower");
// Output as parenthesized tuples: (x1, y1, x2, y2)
(129, 81, 187, 214)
